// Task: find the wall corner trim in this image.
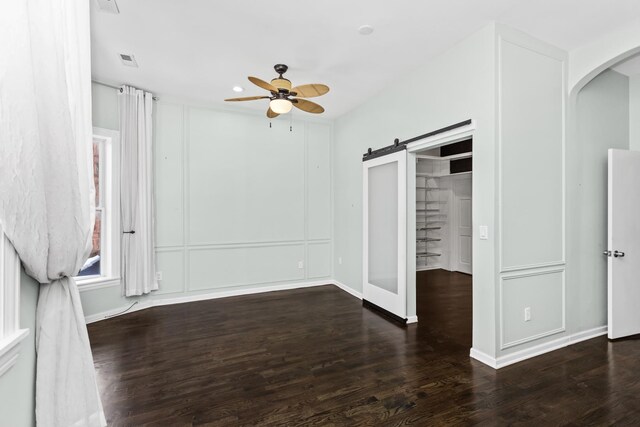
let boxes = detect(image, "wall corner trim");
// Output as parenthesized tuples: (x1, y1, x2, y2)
(472, 325, 607, 369)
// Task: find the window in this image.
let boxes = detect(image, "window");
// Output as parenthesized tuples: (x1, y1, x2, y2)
(76, 128, 120, 287)
(78, 140, 105, 277)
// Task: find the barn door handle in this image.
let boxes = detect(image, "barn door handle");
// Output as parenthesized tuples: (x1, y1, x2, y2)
(614, 250, 625, 258)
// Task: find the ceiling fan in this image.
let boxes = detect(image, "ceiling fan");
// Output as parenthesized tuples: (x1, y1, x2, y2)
(224, 64, 329, 118)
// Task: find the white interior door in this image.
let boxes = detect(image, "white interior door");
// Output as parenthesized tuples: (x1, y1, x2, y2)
(607, 149, 640, 339)
(453, 176, 472, 274)
(363, 150, 407, 320)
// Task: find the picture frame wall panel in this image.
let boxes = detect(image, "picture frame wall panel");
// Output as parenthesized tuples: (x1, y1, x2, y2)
(307, 123, 332, 241)
(155, 249, 185, 295)
(307, 242, 331, 279)
(188, 107, 305, 245)
(498, 38, 565, 271)
(500, 268, 565, 349)
(154, 103, 185, 247)
(188, 244, 306, 291)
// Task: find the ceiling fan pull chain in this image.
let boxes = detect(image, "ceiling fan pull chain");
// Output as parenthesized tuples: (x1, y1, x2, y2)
(269, 121, 272, 128)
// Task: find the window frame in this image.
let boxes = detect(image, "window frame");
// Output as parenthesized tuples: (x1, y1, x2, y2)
(0, 223, 29, 377)
(76, 128, 121, 290)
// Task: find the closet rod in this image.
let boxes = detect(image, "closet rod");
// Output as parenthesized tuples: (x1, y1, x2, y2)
(92, 80, 159, 101)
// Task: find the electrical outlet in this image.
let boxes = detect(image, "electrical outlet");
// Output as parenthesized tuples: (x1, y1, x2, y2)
(156, 271, 163, 281)
(338, 257, 343, 265)
(298, 261, 304, 269)
(524, 307, 531, 322)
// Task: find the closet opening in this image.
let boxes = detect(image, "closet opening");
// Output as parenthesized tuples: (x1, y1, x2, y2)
(415, 138, 472, 348)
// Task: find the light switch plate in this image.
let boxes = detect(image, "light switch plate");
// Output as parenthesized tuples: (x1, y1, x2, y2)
(479, 225, 489, 240)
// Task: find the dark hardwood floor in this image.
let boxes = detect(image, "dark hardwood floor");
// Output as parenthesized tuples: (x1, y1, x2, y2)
(417, 268, 472, 348)
(88, 279, 640, 426)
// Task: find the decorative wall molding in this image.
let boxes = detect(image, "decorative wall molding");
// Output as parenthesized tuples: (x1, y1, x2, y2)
(500, 261, 566, 274)
(499, 267, 566, 349)
(0, 230, 29, 377)
(496, 34, 567, 273)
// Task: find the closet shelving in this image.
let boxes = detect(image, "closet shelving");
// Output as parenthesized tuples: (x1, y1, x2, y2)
(415, 146, 472, 271)
(416, 159, 448, 270)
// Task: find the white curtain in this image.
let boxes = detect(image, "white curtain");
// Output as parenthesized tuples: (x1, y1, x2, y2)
(120, 86, 158, 296)
(0, 0, 105, 426)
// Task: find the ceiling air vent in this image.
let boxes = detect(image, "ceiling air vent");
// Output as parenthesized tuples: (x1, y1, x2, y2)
(119, 54, 138, 67)
(96, 0, 119, 14)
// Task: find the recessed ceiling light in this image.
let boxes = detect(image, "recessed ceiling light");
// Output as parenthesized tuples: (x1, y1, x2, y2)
(232, 86, 244, 93)
(358, 25, 374, 36)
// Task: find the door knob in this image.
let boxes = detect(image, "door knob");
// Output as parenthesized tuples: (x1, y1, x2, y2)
(603, 250, 611, 256)
(614, 250, 625, 258)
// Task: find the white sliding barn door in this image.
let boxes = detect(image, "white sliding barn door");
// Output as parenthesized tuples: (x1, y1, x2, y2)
(607, 149, 640, 339)
(363, 150, 407, 320)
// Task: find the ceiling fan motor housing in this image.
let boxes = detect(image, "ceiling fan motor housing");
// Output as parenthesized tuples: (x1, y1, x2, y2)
(271, 78, 291, 91)
(272, 64, 291, 91)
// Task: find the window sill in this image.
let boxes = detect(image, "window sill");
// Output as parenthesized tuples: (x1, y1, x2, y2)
(76, 277, 121, 292)
(0, 329, 29, 377)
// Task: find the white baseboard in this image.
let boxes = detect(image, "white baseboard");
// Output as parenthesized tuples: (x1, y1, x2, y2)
(84, 278, 415, 328)
(85, 300, 152, 324)
(470, 325, 608, 369)
(469, 348, 497, 369)
(85, 279, 359, 324)
(416, 266, 440, 271)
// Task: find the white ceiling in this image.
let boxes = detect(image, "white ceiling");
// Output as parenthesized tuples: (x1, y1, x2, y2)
(91, 0, 640, 118)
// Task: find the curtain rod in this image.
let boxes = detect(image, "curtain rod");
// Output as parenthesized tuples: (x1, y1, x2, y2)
(92, 80, 159, 101)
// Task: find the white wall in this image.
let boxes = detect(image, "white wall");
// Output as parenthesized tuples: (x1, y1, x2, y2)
(81, 85, 333, 318)
(84, 25, 636, 368)
(333, 24, 498, 356)
(0, 270, 39, 427)
(333, 23, 575, 362)
(567, 69, 629, 333)
(495, 28, 567, 357)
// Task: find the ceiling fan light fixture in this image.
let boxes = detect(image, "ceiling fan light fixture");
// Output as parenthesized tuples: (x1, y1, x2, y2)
(270, 99, 293, 114)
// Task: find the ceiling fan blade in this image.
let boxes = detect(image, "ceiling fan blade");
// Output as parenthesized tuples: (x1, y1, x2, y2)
(267, 107, 279, 118)
(292, 98, 324, 114)
(249, 76, 279, 93)
(290, 84, 330, 98)
(224, 96, 270, 102)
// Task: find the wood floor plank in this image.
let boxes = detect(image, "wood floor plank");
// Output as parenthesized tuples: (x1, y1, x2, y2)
(88, 271, 640, 426)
